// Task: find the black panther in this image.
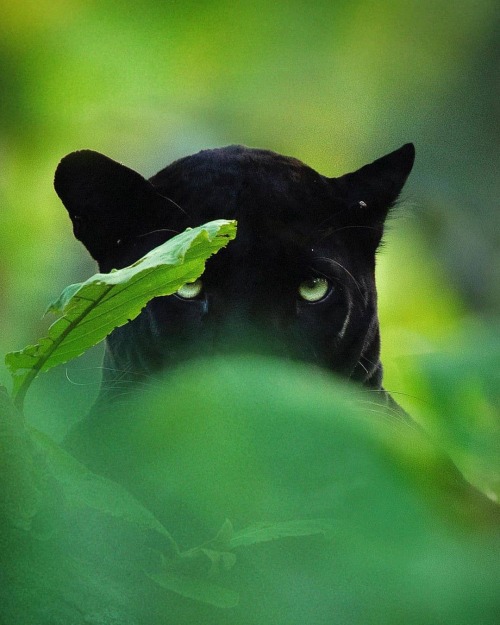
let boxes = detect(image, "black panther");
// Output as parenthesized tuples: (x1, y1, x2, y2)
(54, 143, 415, 412)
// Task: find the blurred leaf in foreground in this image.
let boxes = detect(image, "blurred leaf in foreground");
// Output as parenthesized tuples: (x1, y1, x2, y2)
(396, 317, 500, 501)
(58, 355, 500, 625)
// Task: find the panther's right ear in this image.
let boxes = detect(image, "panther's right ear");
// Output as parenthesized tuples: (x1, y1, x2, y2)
(54, 150, 177, 263)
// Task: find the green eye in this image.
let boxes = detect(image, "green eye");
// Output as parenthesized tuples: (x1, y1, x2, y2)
(176, 279, 203, 299)
(298, 277, 330, 302)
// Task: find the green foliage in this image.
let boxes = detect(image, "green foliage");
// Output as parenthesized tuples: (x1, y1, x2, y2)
(0, 369, 341, 619)
(396, 319, 500, 500)
(2, 357, 499, 624)
(0, 386, 42, 531)
(30, 426, 179, 549)
(5, 220, 236, 410)
(1, 378, 334, 617)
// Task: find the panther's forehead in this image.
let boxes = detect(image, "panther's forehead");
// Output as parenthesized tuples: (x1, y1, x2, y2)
(149, 145, 334, 228)
(139, 147, 355, 279)
(152, 145, 314, 183)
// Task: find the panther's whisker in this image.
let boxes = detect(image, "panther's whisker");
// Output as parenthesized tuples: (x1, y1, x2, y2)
(159, 194, 191, 218)
(314, 256, 364, 300)
(64, 369, 101, 387)
(136, 228, 180, 240)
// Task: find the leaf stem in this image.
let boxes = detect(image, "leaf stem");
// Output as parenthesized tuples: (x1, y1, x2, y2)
(12, 285, 114, 412)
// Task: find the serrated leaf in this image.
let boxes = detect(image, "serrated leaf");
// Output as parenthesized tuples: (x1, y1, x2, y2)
(230, 519, 333, 549)
(5, 219, 236, 409)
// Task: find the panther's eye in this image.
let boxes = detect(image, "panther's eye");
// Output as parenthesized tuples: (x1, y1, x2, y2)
(298, 277, 330, 302)
(176, 279, 203, 299)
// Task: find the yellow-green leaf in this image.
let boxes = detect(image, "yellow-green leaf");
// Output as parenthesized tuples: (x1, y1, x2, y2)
(5, 220, 236, 409)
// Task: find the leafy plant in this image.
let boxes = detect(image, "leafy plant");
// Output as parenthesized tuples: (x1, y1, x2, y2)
(0, 379, 339, 617)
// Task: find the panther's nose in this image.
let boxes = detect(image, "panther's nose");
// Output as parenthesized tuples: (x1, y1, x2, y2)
(209, 307, 290, 358)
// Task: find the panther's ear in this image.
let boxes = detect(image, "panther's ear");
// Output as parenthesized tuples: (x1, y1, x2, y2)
(331, 143, 415, 248)
(54, 150, 177, 263)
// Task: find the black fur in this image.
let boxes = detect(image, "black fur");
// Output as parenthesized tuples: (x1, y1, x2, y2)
(55, 144, 415, 409)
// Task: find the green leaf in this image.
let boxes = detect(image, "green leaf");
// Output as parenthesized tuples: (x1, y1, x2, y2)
(29, 427, 179, 553)
(0, 382, 178, 551)
(146, 553, 239, 609)
(5, 220, 236, 409)
(230, 519, 333, 549)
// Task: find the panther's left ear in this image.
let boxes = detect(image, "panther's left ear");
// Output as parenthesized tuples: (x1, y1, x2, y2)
(331, 143, 415, 248)
(54, 150, 180, 265)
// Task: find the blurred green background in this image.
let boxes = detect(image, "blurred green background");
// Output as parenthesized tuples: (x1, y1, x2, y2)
(0, 1, 498, 492)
